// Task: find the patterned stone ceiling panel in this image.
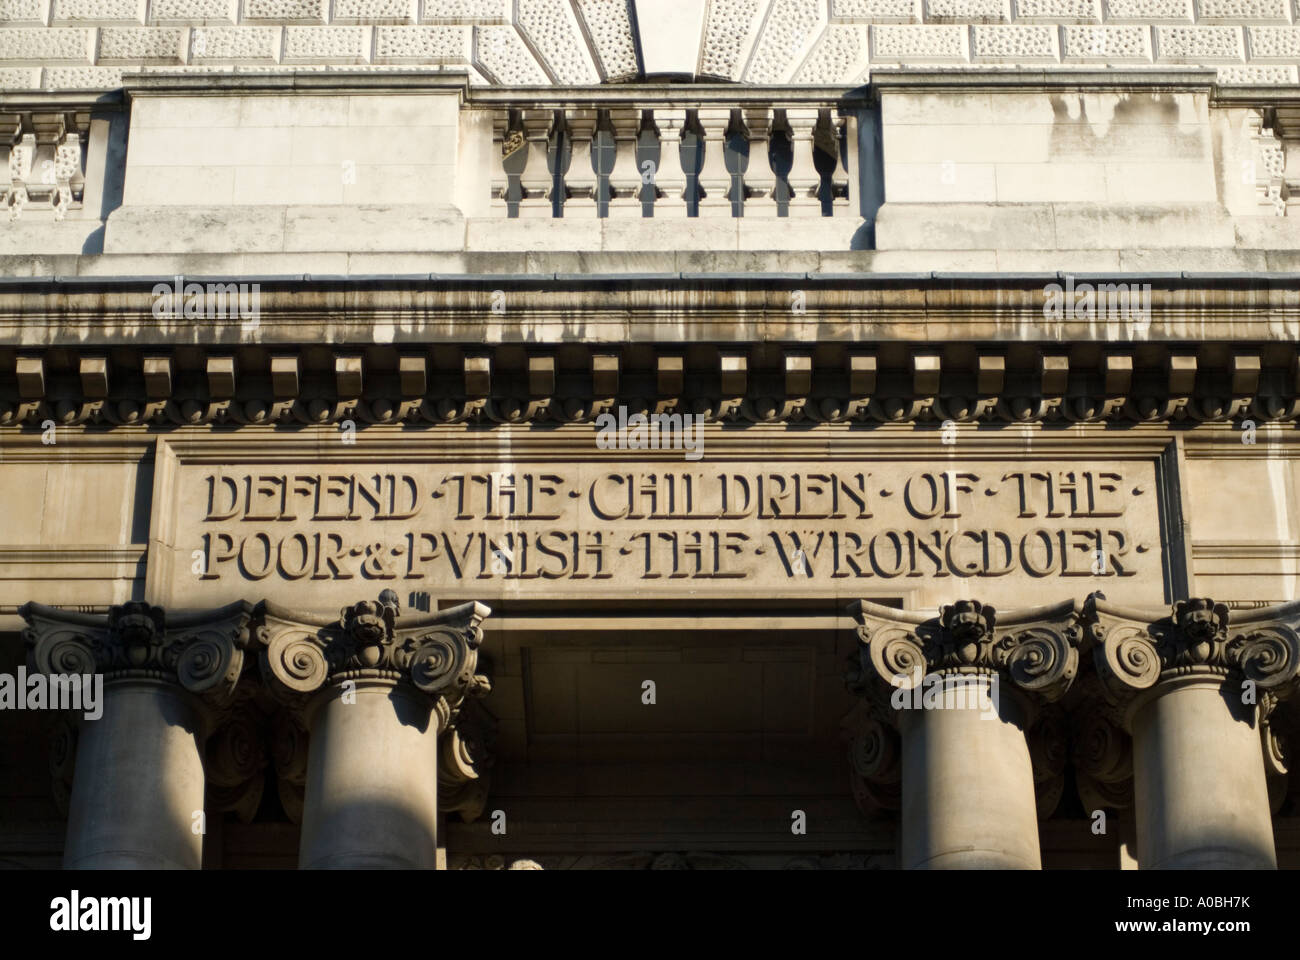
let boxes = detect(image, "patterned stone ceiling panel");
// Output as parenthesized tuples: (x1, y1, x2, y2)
(699, 0, 765, 78)
(743, 0, 827, 82)
(515, 0, 600, 82)
(6, 0, 1300, 89)
(575, 0, 639, 79)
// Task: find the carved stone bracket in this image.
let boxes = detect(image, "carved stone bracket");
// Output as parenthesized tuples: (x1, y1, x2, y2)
(47, 715, 77, 818)
(3, 342, 1298, 430)
(270, 712, 309, 824)
(1028, 708, 1067, 820)
(1249, 107, 1292, 217)
(1263, 704, 1290, 815)
(840, 700, 901, 816)
(2, 109, 89, 223)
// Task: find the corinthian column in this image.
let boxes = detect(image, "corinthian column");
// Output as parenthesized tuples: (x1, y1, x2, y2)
(257, 590, 491, 869)
(849, 598, 1083, 869)
(21, 600, 255, 869)
(1087, 597, 1300, 869)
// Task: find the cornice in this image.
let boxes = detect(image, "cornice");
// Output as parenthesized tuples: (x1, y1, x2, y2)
(120, 69, 473, 101)
(2, 274, 1298, 344)
(0, 91, 123, 113)
(869, 67, 1219, 96)
(1, 277, 1297, 430)
(465, 83, 871, 109)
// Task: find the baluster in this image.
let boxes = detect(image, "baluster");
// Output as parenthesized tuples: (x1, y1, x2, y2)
(697, 107, 732, 217)
(835, 110, 857, 217)
(785, 107, 824, 217)
(679, 110, 706, 217)
(564, 109, 597, 218)
(590, 111, 616, 218)
(811, 110, 847, 217)
(722, 110, 749, 218)
(544, 111, 573, 219)
(655, 108, 688, 216)
(5, 119, 32, 220)
(53, 128, 81, 221)
(518, 109, 556, 219)
(608, 108, 644, 219)
(743, 107, 775, 213)
(496, 109, 522, 218)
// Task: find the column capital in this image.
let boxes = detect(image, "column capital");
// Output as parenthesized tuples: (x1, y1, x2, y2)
(255, 590, 491, 730)
(1086, 595, 1300, 725)
(848, 597, 1084, 720)
(21, 599, 256, 712)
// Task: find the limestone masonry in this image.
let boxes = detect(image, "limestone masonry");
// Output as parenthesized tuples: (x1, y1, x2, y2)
(2, 0, 1300, 872)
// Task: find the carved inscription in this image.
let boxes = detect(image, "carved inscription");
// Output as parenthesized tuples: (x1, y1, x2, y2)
(181, 463, 1162, 592)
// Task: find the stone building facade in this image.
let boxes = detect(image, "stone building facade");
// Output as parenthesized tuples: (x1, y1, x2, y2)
(2, 0, 1300, 870)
